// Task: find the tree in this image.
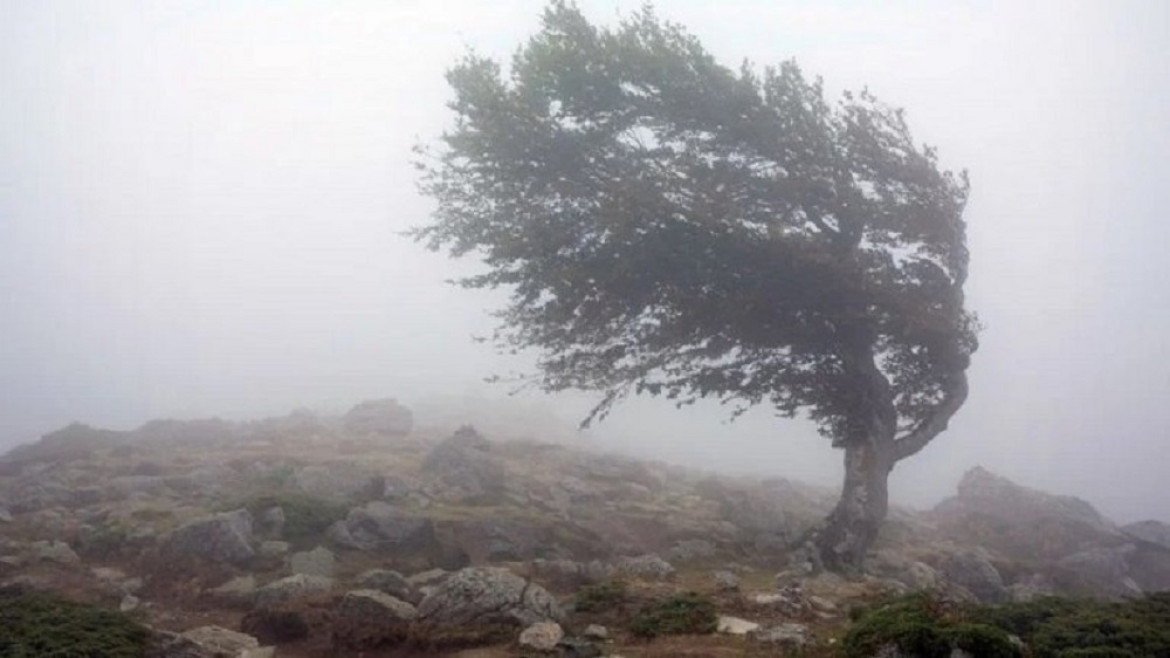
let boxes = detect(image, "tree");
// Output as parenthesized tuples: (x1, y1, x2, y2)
(414, 2, 978, 573)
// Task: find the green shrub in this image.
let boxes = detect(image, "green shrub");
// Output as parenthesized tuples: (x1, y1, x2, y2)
(574, 579, 629, 613)
(841, 593, 1020, 658)
(0, 591, 149, 657)
(630, 591, 717, 639)
(235, 493, 348, 548)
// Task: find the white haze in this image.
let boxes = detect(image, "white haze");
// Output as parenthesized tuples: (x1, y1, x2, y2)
(1, 1, 1167, 523)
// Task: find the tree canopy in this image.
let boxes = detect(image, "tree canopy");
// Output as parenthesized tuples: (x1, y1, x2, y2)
(416, 2, 977, 458)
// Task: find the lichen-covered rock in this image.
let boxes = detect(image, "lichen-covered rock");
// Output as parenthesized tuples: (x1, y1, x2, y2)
(354, 569, 419, 604)
(1124, 520, 1170, 549)
(417, 567, 562, 626)
(290, 546, 335, 578)
(337, 589, 417, 621)
(253, 573, 333, 609)
(181, 626, 262, 656)
(420, 426, 507, 505)
(166, 509, 254, 565)
(749, 622, 809, 647)
(614, 554, 675, 581)
(328, 501, 435, 554)
(518, 621, 563, 651)
(1054, 546, 1143, 599)
(31, 539, 80, 565)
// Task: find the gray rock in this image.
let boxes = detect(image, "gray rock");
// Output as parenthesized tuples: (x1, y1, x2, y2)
(0, 506, 10, 523)
(1123, 520, 1170, 549)
(329, 501, 434, 554)
(420, 426, 507, 505)
(406, 568, 450, 588)
(338, 589, 417, 621)
(750, 622, 809, 647)
(290, 546, 335, 578)
(166, 509, 255, 565)
(448, 517, 557, 563)
(417, 567, 562, 626)
(665, 539, 716, 562)
(119, 594, 140, 612)
(529, 559, 614, 588)
(712, 570, 740, 591)
(717, 615, 760, 635)
(253, 573, 333, 608)
(1055, 546, 1143, 599)
(519, 621, 564, 651)
(344, 398, 414, 436)
(294, 463, 381, 501)
(31, 539, 80, 565)
(583, 624, 608, 640)
(208, 575, 257, 604)
(181, 626, 262, 656)
(354, 569, 419, 604)
(614, 554, 675, 581)
(258, 541, 289, 559)
(942, 550, 1006, 603)
(257, 506, 285, 538)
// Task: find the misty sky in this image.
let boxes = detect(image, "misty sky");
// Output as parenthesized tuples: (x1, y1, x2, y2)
(2, 1, 1168, 523)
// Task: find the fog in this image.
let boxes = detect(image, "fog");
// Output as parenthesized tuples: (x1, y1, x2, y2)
(2, 1, 1167, 523)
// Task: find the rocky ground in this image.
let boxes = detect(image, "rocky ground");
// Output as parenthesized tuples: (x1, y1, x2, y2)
(1, 399, 1168, 657)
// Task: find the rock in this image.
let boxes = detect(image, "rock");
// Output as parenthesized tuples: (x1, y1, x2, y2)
(417, 566, 563, 626)
(290, 546, 335, 578)
(146, 630, 218, 658)
(519, 621, 564, 651)
(614, 554, 675, 581)
(1123, 520, 1170, 549)
(752, 583, 809, 616)
(1055, 546, 1143, 599)
(664, 539, 716, 562)
(406, 568, 451, 588)
(750, 622, 809, 647)
(329, 501, 435, 554)
(0, 506, 12, 523)
(447, 516, 559, 563)
(354, 569, 420, 604)
(253, 573, 334, 608)
(868, 550, 940, 591)
(31, 539, 80, 565)
(181, 626, 262, 656)
(338, 589, 417, 621)
(257, 541, 289, 559)
(932, 467, 1119, 562)
(558, 637, 604, 658)
(256, 507, 285, 538)
(344, 398, 414, 436)
(166, 509, 255, 565)
(120, 594, 140, 612)
(583, 624, 608, 640)
(529, 559, 614, 588)
(420, 426, 507, 505)
(717, 615, 760, 635)
(942, 550, 1006, 603)
(713, 569, 740, 591)
(208, 575, 257, 604)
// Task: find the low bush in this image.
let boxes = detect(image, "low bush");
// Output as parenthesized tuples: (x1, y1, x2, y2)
(235, 492, 348, 547)
(0, 590, 149, 657)
(630, 591, 718, 639)
(841, 593, 1019, 658)
(574, 579, 629, 613)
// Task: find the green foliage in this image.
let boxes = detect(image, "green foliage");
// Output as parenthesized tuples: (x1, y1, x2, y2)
(574, 579, 629, 613)
(78, 522, 131, 559)
(841, 593, 1019, 658)
(0, 591, 149, 657)
(415, 1, 976, 441)
(630, 591, 717, 639)
(970, 593, 1170, 658)
(841, 592, 1170, 658)
(238, 493, 347, 548)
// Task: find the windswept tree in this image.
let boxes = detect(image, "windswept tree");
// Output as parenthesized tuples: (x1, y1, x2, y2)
(415, 2, 978, 572)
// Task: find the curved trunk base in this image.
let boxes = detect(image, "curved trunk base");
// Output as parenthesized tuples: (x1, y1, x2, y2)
(809, 441, 892, 575)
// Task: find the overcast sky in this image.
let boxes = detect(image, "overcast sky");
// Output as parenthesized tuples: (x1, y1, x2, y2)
(2, 0, 1167, 522)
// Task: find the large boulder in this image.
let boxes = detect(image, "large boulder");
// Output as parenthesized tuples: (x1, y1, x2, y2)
(328, 501, 435, 555)
(420, 426, 507, 505)
(1053, 546, 1143, 600)
(932, 467, 1120, 562)
(165, 509, 255, 565)
(417, 567, 563, 627)
(344, 399, 413, 436)
(942, 550, 1007, 603)
(253, 573, 334, 609)
(1123, 520, 1170, 549)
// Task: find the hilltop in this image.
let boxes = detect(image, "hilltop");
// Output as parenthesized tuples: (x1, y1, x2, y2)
(1, 400, 1168, 657)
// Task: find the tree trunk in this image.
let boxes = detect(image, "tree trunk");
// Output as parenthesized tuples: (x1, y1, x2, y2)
(814, 438, 894, 574)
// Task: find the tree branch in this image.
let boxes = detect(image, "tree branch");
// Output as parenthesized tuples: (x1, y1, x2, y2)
(892, 372, 968, 462)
